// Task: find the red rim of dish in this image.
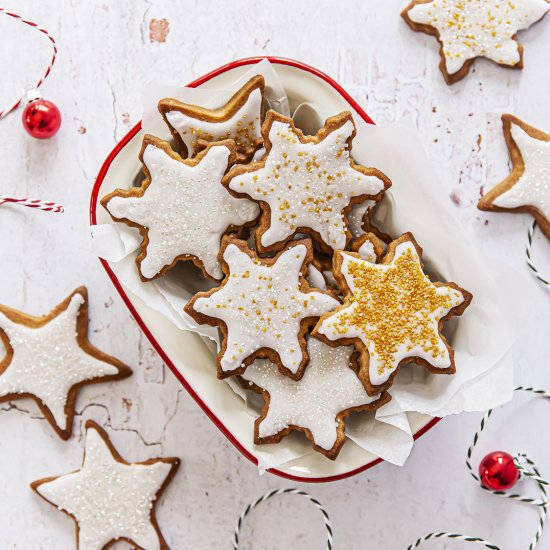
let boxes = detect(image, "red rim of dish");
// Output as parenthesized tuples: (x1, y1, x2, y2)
(89, 56, 442, 483)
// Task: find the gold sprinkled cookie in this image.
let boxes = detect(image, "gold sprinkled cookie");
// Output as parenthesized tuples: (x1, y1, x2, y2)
(402, 0, 550, 84)
(223, 110, 391, 255)
(312, 233, 472, 395)
(158, 75, 265, 163)
(478, 114, 550, 240)
(185, 236, 340, 380)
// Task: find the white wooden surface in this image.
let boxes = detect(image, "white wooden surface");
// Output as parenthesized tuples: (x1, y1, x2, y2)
(0, 1, 549, 548)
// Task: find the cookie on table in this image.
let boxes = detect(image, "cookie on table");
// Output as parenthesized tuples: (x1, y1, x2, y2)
(158, 75, 265, 163)
(478, 114, 550, 239)
(185, 236, 340, 380)
(241, 338, 390, 460)
(223, 110, 391, 255)
(31, 420, 179, 550)
(101, 135, 259, 281)
(312, 233, 472, 395)
(401, 0, 550, 84)
(0, 287, 131, 440)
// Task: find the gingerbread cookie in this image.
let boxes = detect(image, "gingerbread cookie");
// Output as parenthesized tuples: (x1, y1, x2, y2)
(312, 234, 472, 395)
(31, 420, 179, 550)
(351, 232, 386, 263)
(101, 135, 259, 281)
(478, 114, 550, 239)
(185, 236, 340, 380)
(0, 287, 131, 440)
(241, 338, 390, 460)
(223, 110, 391, 254)
(348, 199, 376, 240)
(158, 75, 265, 163)
(402, 0, 550, 84)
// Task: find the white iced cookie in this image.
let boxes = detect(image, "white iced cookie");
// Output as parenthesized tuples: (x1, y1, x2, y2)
(102, 136, 259, 281)
(185, 237, 340, 379)
(313, 234, 472, 395)
(224, 110, 390, 254)
(241, 338, 389, 460)
(159, 74, 265, 163)
(31, 421, 179, 550)
(0, 288, 131, 440)
(351, 232, 386, 263)
(402, 0, 550, 84)
(479, 114, 550, 240)
(348, 199, 375, 239)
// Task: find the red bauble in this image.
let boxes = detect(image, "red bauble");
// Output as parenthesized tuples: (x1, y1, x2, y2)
(479, 451, 519, 491)
(22, 99, 61, 139)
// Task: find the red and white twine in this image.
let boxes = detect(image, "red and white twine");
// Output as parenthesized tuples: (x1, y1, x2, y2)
(0, 8, 57, 119)
(0, 196, 64, 213)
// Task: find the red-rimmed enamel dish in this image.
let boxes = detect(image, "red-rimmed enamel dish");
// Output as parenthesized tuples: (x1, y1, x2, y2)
(89, 57, 440, 482)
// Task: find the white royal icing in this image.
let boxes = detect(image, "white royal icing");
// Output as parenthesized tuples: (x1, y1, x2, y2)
(35, 426, 172, 550)
(0, 294, 119, 431)
(357, 239, 377, 263)
(307, 264, 327, 290)
(106, 142, 259, 279)
(229, 117, 386, 251)
(242, 338, 379, 451)
(493, 122, 550, 220)
(348, 199, 375, 239)
(164, 88, 263, 157)
(192, 242, 339, 374)
(316, 242, 466, 386)
(408, 0, 550, 75)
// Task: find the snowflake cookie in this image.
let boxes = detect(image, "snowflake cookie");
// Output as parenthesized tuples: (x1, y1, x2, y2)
(312, 233, 472, 395)
(101, 135, 259, 281)
(0, 287, 131, 440)
(478, 114, 550, 240)
(402, 0, 550, 84)
(185, 236, 340, 380)
(31, 420, 179, 550)
(159, 74, 265, 163)
(241, 338, 390, 460)
(223, 110, 391, 254)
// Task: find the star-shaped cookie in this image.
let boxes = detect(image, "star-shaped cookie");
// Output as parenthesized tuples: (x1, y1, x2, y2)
(223, 110, 391, 254)
(241, 338, 390, 460)
(185, 236, 340, 380)
(313, 234, 472, 395)
(478, 114, 550, 239)
(0, 287, 131, 440)
(31, 420, 179, 550)
(101, 135, 259, 281)
(159, 74, 265, 163)
(402, 0, 550, 84)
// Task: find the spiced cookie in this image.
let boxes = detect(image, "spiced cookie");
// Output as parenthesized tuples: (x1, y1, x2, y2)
(313, 233, 472, 395)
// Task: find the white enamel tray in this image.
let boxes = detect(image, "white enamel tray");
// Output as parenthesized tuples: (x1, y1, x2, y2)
(90, 57, 438, 482)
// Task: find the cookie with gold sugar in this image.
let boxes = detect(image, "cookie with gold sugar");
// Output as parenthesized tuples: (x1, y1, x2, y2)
(101, 135, 259, 282)
(478, 114, 550, 240)
(240, 337, 390, 460)
(31, 420, 179, 550)
(0, 287, 131, 440)
(185, 236, 340, 380)
(158, 75, 265, 163)
(222, 110, 391, 255)
(312, 233, 472, 395)
(402, 0, 550, 84)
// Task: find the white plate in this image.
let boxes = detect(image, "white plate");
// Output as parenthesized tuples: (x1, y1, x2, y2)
(90, 57, 438, 482)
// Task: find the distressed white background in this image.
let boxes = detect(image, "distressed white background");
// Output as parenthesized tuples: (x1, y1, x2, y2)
(0, 1, 549, 549)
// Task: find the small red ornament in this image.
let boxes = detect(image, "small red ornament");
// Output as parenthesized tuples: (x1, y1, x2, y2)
(22, 98, 61, 139)
(479, 451, 520, 491)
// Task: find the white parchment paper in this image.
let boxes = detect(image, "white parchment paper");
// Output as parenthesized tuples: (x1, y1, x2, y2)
(91, 61, 524, 471)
